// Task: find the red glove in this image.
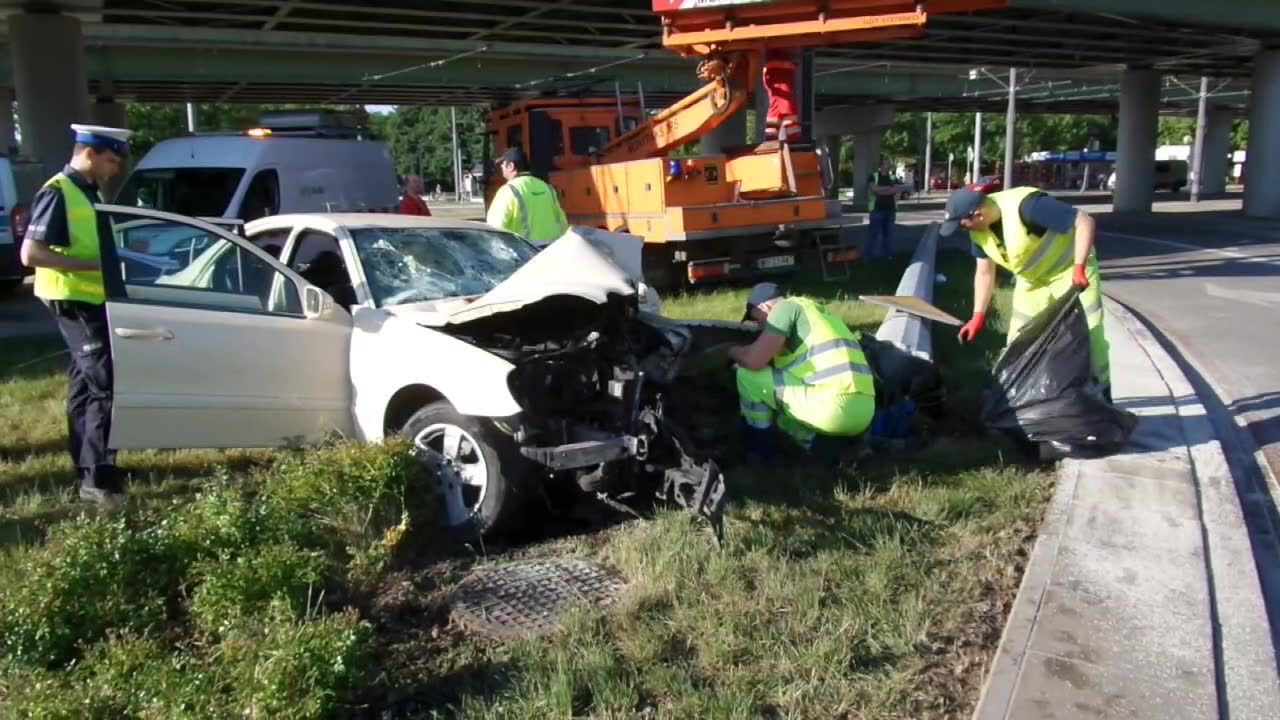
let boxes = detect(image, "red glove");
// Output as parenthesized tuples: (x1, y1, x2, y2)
(957, 312, 986, 343)
(1072, 263, 1090, 289)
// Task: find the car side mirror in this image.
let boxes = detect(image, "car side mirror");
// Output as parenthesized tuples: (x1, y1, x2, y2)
(303, 285, 335, 320)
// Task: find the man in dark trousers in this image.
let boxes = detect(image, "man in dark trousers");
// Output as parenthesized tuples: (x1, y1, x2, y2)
(20, 124, 132, 505)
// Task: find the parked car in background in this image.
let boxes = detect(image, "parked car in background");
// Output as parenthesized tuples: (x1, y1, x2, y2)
(97, 208, 722, 538)
(1, 155, 27, 295)
(929, 176, 960, 191)
(967, 175, 1003, 193)
(1106, 161, 1188, 193)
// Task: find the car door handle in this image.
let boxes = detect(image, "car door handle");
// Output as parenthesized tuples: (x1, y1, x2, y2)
(114, 327, 175, 341)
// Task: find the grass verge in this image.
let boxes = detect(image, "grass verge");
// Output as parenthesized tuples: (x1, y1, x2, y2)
(0, 250, 1048, 718)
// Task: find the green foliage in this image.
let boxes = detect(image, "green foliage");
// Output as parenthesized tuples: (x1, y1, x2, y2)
(189, 543, 329, 637)
(0, 441, 420, 716)
(368, 106, 487, 187)
(259, 439, 422, 580)
(0, 515, 198, 668)
(1232, 119, 1249, 151)
(218, 599, 371, 720)
(1158, 117, 1196, 146)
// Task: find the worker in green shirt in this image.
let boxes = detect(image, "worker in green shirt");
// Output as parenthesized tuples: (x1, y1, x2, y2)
(486, 147, 568, 247)
(729, 283, 877, 459)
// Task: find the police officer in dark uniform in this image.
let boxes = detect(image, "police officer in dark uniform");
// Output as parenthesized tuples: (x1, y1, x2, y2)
(19, 124, 132, 505)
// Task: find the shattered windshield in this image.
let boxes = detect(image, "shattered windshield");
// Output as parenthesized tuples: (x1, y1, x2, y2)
(350, 227, 537, 307)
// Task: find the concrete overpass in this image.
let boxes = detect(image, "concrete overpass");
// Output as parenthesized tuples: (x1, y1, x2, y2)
(0, 0, 1278, 215)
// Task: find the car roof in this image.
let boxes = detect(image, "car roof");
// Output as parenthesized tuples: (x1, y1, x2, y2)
(245, 212, 496, 235)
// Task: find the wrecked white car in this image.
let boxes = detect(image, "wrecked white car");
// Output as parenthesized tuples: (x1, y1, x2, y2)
(101, 208, 727, 538)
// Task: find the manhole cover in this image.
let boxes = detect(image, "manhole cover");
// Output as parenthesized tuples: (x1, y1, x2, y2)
(448, 558, 627, 640)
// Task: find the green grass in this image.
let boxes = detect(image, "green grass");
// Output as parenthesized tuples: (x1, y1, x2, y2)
(0, 252, 1047, 718)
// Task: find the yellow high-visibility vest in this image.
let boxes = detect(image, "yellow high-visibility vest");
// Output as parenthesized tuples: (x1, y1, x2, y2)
(32, 174, 106, 304)
(772, 297, 876, 396)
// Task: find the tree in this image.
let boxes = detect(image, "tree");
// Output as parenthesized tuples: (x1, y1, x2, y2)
(370, 106, 488, 190)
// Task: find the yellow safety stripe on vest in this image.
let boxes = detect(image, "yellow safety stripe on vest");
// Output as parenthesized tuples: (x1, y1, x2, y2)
(972, 187, 1075, 285)
(771, 298, 875, 394)
(780, 338, 874, 380)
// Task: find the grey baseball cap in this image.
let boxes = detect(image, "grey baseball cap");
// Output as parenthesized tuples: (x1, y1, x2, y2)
(743, 282, 782, 321)
(939, 188, 987, 237)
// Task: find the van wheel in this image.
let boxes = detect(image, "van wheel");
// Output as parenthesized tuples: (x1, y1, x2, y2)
(402, 400, 529, 537)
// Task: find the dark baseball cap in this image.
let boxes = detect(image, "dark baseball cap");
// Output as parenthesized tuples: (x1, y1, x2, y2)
(495, 146, 528, 170)
(939, 188, 987, 237)
(742, 282, 782, 322)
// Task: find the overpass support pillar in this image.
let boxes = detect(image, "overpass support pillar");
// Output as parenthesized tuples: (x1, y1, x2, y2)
(8, 12, 89, 180)
(1114, 68, 1160, 213)
(1200, 108, 1234, 195)
(852, 130, 883, 211)
(701, 107, 747, 155)
(0, 88, 15, 156)
(1244, 48, 1280, 218)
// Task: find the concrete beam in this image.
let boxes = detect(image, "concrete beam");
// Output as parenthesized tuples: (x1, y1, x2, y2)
(875, 222, 940, 362)
(1244, 48, 1280, 218)
(813, 104, 895, 138)
(1011, 0, 1280, 33)
(8, 13, 89, 177)
(0, 87, 14, 156)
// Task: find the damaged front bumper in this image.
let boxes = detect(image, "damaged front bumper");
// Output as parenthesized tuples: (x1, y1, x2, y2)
(518, 430, 728, 547)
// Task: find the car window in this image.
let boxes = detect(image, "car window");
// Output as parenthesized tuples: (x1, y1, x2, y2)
(348, 226, 537, 307)
(248, 228, 291, 259)
(116, 168, 245, 217)
(289, 230, 357, 308)
(104, 210, 301, 316)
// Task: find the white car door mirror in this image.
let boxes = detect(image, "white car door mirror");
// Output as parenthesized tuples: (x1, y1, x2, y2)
(303, 285, 334, 320)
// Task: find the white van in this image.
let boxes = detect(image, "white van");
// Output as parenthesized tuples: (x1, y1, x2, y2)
(1, 154, 25, 293)
(115, 111, 399, 224)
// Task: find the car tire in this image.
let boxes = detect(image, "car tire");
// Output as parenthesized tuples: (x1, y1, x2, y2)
(401, 400, 530, 538)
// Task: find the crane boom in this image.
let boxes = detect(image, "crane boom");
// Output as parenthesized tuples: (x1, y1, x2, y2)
(600, 53, 758, 164)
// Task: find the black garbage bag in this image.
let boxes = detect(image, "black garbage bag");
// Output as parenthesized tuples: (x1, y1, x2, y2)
(980, 286, 1137, 455)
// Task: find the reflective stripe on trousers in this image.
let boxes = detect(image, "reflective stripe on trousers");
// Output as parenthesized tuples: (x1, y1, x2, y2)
(737, 365, 875, 448)
(1006, 261, 1110, 384)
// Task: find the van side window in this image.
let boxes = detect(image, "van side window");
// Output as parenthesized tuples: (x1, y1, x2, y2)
(289, 231, 356, 309)
(241, 170, 280, 222)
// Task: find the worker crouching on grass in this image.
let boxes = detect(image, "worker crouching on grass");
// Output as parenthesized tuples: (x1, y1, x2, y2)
(942, 187, 1111, 397)
(730, 283, 877, 461)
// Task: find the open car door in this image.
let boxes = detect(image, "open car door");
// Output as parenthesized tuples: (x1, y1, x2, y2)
(99, 205, 356, 449)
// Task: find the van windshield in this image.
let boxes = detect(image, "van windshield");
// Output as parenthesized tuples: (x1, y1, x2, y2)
(116, 168, 246, 217)
(350, 226, 537, 307)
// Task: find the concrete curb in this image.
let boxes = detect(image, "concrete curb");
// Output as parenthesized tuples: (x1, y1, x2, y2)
(1106, 300, 1280, 718)
(972, 297, 1280, 720)
(971, 455, 1082, 720)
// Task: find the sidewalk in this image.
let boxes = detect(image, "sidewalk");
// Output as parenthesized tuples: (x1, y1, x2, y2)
(974, 299, 1280, 719)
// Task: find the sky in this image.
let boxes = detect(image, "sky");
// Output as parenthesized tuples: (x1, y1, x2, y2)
(365, 105, 396, 115)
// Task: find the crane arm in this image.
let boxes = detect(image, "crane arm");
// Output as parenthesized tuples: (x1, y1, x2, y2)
(600, 52, 759, 164)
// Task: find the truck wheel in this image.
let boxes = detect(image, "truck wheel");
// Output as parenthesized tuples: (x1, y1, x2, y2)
(402, 400, 529, 537)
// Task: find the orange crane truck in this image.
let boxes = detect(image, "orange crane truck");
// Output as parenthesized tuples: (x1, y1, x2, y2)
(485, 0, 995, 287)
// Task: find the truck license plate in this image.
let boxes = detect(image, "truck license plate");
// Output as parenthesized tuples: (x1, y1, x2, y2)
(757, 255, 795, 270)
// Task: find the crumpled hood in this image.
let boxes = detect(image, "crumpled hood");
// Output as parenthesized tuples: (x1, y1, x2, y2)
(392, 227, 650, 328)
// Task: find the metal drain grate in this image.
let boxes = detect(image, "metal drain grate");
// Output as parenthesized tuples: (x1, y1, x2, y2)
(448, 558, 627, 640)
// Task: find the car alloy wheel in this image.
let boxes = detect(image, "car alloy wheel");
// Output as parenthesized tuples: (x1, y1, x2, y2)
(414, 423, 490, 527)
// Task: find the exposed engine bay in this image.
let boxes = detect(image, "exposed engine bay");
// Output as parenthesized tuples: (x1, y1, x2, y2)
(445, 294, 741, 545)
